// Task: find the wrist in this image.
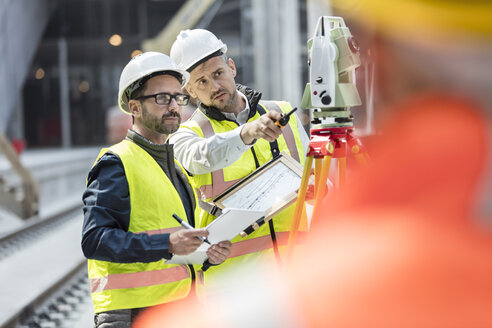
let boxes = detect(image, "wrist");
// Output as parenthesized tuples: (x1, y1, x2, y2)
(240, 124, 255, 145)
(168, 235, 175, 254)
(166, 244, 174, 259)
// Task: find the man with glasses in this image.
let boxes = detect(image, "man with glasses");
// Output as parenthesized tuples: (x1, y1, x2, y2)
(82, 52, 231, 327)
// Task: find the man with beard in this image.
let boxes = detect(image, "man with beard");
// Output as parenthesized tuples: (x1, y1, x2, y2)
(169, 30, 309, 299)
(81, 52, 231, 327)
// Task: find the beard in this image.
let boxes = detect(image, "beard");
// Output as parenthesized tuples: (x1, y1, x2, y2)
(210, 88, 237, 112)
(141, 105, 181, 135)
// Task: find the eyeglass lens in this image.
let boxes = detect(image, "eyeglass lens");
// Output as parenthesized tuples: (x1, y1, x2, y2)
(155, 93, 189, 105)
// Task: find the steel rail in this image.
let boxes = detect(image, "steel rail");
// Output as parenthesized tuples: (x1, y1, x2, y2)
(0, 203, 82, 261)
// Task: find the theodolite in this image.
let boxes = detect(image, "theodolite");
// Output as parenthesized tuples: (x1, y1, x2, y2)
(287, 16, 369, 259)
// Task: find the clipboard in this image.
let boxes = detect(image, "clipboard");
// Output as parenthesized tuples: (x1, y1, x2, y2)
(212, 152, 303, 221)
(165, 208, 265, 264)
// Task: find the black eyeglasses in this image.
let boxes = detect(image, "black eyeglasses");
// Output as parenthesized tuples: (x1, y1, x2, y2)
(135, 93, 190, 106)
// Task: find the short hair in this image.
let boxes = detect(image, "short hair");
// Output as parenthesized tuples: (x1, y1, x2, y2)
(219, 53, 228, 63)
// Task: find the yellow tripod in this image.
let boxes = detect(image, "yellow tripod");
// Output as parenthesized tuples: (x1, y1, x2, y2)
(286, 126, 369, 261)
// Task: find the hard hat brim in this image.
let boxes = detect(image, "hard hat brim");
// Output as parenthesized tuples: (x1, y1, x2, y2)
(118, 68, 190, 114)
(186, 48, 227, 73)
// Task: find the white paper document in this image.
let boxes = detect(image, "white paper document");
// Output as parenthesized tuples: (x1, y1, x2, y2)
(220, 161, 301, 212)
(165, 208, 265, 264)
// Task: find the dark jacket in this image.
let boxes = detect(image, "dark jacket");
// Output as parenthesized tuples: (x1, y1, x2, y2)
(197, 84, 262, 122)
(81, 130, 196, 263)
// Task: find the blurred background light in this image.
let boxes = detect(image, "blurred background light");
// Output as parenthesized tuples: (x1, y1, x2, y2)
(108, 34, 122, 46)
(78, 80, 90, 93)
(35, 68, 45, 80)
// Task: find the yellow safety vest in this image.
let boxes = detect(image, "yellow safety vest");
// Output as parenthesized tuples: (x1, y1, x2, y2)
(181, 100, 308, 298)
(87, 140, 198, 313)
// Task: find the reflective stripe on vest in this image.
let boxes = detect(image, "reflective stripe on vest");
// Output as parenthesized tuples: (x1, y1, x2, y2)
(229, 230, 306, 258)
(192, 101, 300, 201)
(194, 230, 307, 288)
(90, 265, 190, 293)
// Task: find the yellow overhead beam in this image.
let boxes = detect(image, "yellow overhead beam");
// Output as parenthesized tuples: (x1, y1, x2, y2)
(142, 0, 217, 54)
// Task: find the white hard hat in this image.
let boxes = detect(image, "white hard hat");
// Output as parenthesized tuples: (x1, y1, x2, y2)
(170, 29, 228, 73)
(118, 51, 190, 114)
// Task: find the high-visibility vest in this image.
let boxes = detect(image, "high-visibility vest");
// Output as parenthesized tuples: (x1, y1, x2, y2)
(87, 140, 198, 313)
(181, 100, 308, 298)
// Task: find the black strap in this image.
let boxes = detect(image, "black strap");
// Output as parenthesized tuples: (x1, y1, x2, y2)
(256, 103, 282, 266)
(268, 219, 282, 267)
(256, 104, 281, 159)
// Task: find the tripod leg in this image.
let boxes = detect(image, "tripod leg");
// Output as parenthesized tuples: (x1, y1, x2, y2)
(338, 157, 346, 187)
(314, 158, 322, 195)
(286, 155, 313, 261)
(310, 153, 332, 228)
(352, 147, 369, 165)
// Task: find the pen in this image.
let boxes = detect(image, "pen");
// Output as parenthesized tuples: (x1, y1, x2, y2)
(172, 214, 211, 245)
(275, 107, 298, 127)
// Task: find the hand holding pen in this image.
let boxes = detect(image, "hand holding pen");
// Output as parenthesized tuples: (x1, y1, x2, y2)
(168, 214, 211, 255)
(172, 214, 211, 244)
(170, 214, 232, 264)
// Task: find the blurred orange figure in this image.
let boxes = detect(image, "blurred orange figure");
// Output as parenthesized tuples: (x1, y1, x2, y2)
(292, 93, 492, 328)
(134, 93, 492, 328)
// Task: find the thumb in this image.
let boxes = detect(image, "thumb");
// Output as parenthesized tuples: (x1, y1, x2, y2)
(266, 111, 282, 120)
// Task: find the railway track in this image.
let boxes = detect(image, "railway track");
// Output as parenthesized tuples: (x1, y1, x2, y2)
(0, 204, 81, 261)
(0, 203, 93, 328)
(0, 147, 99, 327)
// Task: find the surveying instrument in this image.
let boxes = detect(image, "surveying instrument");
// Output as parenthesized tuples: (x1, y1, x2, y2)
(287, 16, 369, 257)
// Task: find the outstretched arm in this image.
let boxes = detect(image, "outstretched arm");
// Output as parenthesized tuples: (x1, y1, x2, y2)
(169, 126, 253, 175)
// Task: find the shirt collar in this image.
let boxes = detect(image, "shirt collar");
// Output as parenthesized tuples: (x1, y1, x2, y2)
(222, 91, 250, 125)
